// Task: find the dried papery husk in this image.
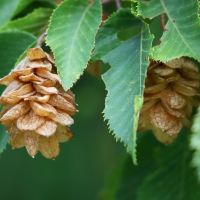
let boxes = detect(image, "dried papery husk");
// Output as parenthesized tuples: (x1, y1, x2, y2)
(0, 101, 30, 124)
(139, 57, 200, 144)
(0, 47, 77, 159)
(36, 120, 57, 137)
(39, 135, 59, 159)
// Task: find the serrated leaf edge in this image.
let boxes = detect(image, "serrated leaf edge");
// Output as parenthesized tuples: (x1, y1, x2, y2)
(46, 0, 102, 90)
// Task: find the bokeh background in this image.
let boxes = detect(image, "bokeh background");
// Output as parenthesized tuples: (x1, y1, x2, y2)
(0, 71, 125, 200)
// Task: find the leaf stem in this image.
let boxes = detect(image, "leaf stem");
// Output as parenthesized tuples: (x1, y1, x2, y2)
(101, 0, 110, 3)
(55, 0, 62, 4)
(115, 0, 121, 9)
(160, 14, 166, 31)
(36, 31, 47, 47)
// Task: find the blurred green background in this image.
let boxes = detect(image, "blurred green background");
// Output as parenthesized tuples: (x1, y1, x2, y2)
(0, 72, 124, 200)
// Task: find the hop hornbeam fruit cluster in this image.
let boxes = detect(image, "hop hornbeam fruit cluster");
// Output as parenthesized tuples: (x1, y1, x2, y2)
(139, 57, 200, 144)
(0, 48, 77, 159)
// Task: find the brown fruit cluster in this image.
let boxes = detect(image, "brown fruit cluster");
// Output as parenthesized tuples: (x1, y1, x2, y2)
(0, 48, 77, 159)
(139, 57, 200, 144)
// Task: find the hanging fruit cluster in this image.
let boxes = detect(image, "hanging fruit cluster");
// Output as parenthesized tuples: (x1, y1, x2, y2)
(139, 57, 200, 144)
(0, 48, 77, 159)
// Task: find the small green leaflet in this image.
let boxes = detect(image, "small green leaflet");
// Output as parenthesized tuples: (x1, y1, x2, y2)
(101, 14, 153, 162)
(0, 8, 53, 36)
(191, 108, 200, 182)
(134, 0, 200, 62)
(46, 0, 102, 90)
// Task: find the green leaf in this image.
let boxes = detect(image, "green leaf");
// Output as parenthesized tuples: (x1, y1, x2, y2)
(94, 9, 141, 60)
(134, 0, 164, 19)
(14, 0, 34, 16)
(0, 31, 36, 78)
(46, 0, 102, 90)
(135, 0, 200, 62)
(0, 0, 51, 27)
(14, 0, 55, 17)
(0, 0, 20, 27)
(0, 8, 53, 36)
(190, 108, 200, 182)
(138, 130, 200, 200)
(0, 126, 9, 154)
(102, 23, 153, 162)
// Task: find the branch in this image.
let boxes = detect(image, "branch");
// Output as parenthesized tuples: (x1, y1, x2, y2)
(101, 0, 110, 3)
(115, 0, 121, 9)
(36, 31, 47, 47)
(160, 14, 167, 31)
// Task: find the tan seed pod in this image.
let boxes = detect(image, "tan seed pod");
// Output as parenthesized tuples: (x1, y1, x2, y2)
(24, 132, 39, 158)
(0, 47, 77, 159)
(139, 57, 200, 144)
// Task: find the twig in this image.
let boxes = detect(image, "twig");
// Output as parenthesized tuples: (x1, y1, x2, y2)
(101, 0, 110, 3)
(115, 0, 121, 9)
(36, 31, 47, 47)
(160, 14, 166, 31)
(55, 0, 62, 4)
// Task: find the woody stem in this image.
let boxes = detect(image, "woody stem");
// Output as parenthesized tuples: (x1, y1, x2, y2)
(36, 31, 47, 47)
